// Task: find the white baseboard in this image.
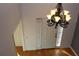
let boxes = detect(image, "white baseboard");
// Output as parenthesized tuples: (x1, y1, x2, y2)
(70, 46, 78, 56)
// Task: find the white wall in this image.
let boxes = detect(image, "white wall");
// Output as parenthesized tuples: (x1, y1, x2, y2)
(60, 4, 79, 48)
(0, 4, 21, 55)
(71, 15, 79, 55)
(14, 21, 23, 46)
(36, 18, 56, 49)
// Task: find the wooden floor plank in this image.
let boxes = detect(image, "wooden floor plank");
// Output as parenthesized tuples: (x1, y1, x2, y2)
(16, 46, 75, 56)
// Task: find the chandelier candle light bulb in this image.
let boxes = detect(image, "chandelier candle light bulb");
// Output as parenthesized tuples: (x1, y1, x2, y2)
(64, 10, 69, 15)
(54, 16, 60, 22)
(47, 14, 51, 19)
(66, 15, 71, 21)
(51, 9, 57, 15)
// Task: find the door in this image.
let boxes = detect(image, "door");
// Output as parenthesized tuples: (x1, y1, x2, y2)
(36, 18, 56, 49)
(22, 17, 56, 51)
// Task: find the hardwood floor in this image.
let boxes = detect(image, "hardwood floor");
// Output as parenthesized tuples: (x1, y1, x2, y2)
(16, 46, 75, 56)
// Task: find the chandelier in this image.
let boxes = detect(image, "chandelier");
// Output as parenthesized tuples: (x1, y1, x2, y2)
(46, 3, 71, 28)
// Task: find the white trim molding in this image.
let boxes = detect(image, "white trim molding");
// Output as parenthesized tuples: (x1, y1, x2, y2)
(56, 25, 63, 47)
(70, 46, 78, 56)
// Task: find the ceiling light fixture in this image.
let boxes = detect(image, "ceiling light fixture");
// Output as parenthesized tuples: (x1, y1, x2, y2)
(47, 3, 71, 28)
